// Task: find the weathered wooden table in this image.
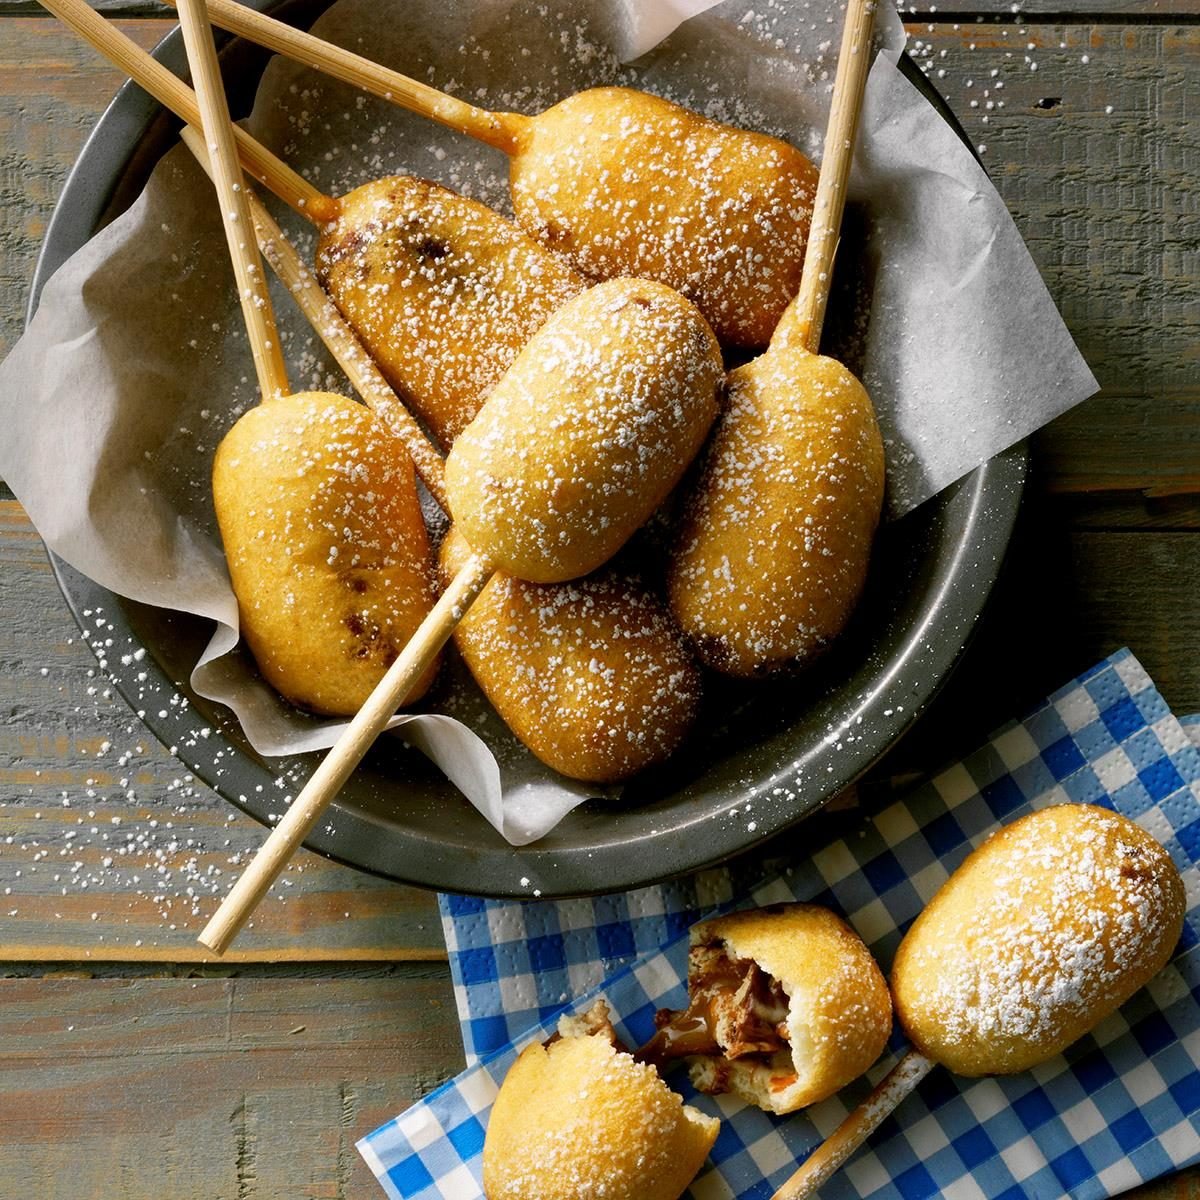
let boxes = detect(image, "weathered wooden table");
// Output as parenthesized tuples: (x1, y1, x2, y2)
(1, 2, 1197, 1196)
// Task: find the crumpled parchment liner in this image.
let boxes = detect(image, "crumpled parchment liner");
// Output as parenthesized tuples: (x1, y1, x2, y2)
(0, 0, 1096, 846)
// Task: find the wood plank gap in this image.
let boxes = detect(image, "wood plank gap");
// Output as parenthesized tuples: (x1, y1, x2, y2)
(0, 943, 448, 963)
(903, 10, 1200, 22)
(0, 3, 175, 16)
(0, 959, 451, 978)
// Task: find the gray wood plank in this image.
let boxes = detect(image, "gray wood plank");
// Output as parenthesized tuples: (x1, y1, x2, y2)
(0, 972, 461, 1199)
(912, 21, 1200, 496)
(0, 19, 170, 358)
(0, 501, 446, 963)
(1, 973, 1200, 1199)
(1052, 493, 1200, 530)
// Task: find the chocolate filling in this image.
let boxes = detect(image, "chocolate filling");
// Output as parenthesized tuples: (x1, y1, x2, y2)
(636, 941, 791, 1083)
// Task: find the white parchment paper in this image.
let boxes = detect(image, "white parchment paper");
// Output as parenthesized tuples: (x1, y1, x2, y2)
(0, 0, 1097, 844)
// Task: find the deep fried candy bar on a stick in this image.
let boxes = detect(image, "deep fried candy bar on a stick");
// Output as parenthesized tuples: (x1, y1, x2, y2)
(484, 1002, 718, 1200)
(667, 0, 885, 678)
(166, 0, 819, 349)
(771, 805, 1185, 1200)
(117, 0, 438, 717)
(199, 276, 724, 954)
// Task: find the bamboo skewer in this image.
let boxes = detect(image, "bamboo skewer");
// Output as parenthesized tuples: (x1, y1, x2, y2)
(164, 0, 528, 153)
(179, 126, 449, 510)
(197, 549, 495, 955)
(38, 0, 337, 224)
(155, 0, 487, 957)
(46, 0, 448, 502)
(720, 3, 927, 1195)
(771, 1051, 933, 1200)
(174, 0, 287, 400)
(772, 0, 877, 355)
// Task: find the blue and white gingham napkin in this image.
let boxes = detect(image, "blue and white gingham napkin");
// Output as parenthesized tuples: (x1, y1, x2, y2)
(360, 650, 1200, 1200)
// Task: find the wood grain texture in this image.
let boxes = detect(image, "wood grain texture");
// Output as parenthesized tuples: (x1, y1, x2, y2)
(0, 971, 1197, 1199)
(0, 500, 444, 962)
(909, 21, 1200, 497)
(0, 971, 460, 1199)
(0, 18, 170, 360)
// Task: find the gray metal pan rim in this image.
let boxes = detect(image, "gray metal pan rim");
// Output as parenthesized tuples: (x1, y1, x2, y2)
(28, 4, 1027, 898)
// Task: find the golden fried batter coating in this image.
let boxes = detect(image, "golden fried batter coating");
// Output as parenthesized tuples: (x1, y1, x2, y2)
(446, 278, 723, 584)
(213, 391, 439, 715)
(893, 805, 1185, 1076)
(317, 175, 584, 448)
(440, 526, 700, 782)
(509, 87, 818, 349)
(669, 350, 884, 677)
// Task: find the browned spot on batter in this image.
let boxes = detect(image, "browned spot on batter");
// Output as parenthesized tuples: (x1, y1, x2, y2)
(324, 227, 366, 266)
(1121, 845, 1153, 881)
(417, 236, 450, 261)
(541, 219, 572, 249)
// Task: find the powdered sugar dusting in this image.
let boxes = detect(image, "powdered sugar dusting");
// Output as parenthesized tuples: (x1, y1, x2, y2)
(894, 805, 1186, 1075)
(443, 529, 701, 782)
(316, 175, 584, 449)
(668, 351, 885, 678)
(510, 86, 818, 348)
(446, 277, 723, 584)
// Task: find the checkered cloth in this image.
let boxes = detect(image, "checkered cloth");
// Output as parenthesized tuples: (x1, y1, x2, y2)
(359, 650, 1200, 1199)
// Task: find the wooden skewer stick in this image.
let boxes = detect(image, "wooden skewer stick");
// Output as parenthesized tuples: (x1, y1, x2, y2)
(163, 0, 528, 153)
(47, 7, 451, 523)
(168, 21, 479, 955)
(46, 4, 494, 955)
(753, 5, 910, 1195)
(39, 0, 338, 224)
(172, 0, 486, 957)
(772, 0, 878, 356)
(175, 0, 287, 401)
(179, 125, 450, 510)
(197, 551, 495, 955)
(771, 1051, 934, 1200)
